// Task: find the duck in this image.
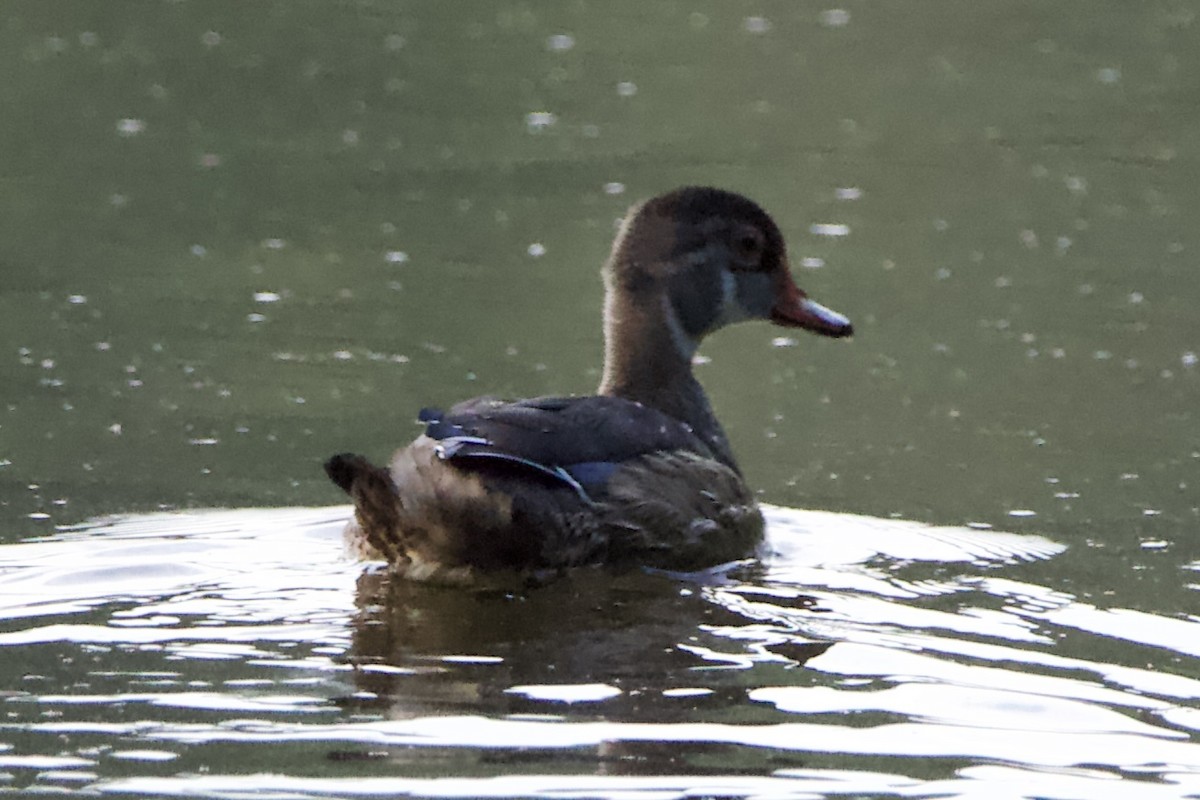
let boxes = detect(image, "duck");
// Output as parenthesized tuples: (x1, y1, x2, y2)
(325, 186, 853, 582)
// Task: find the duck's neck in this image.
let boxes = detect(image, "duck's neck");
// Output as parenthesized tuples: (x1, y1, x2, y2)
(597, 290, 739, 471)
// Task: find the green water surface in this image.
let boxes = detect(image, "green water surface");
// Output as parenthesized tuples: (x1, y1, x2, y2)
(1, 1, 1196, 620)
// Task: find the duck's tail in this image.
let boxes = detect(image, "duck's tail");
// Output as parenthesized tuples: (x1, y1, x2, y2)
(325, 452, 368, 493)
(324, 453, 405, 563)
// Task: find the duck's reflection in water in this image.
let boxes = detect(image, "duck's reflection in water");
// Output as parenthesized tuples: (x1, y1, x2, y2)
(348, 567, 830, 695)
(339, 565, 830, 772)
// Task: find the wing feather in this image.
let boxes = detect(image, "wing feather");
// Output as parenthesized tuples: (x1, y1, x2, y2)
(418, 396, 711, 498)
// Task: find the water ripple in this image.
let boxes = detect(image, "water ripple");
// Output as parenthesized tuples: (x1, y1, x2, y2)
(0, 505, 1195, 798)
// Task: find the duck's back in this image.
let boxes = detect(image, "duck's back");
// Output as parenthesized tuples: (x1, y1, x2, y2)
(326, 395, 763, 580)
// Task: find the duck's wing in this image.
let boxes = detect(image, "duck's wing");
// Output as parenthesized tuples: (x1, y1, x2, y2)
(418, 396, 712, 501)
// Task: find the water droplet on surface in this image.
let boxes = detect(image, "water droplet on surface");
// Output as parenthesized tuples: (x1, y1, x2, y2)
(819, 9, 851, 27)
(546, 34, 575, 52)
(384, 251, 408, 264)
(527, 243, 546, 257)
(525, 111, 557, 132)
(116, 119, 145, 137)
(616, 81, 637, 97)
(743, 16, 772, 34)
(810, 223, 850, 237)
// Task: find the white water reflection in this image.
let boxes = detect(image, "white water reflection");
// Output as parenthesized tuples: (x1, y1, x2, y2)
(0, 505, 1197, 798)
(85, 771, 1200, 800)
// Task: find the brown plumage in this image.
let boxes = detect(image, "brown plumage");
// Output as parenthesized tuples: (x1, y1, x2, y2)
(326, 187, 853, 582)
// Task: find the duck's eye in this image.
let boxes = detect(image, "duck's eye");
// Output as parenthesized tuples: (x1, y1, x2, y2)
(733, 228, 764, 267)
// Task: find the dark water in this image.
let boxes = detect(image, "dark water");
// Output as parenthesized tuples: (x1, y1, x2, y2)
(1, 2, 1197, 797)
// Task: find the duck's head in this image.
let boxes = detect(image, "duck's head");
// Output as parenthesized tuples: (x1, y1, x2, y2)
(604, 187, 853, 350)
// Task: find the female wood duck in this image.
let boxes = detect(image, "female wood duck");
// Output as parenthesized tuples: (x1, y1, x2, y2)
(326, 187, 852, 582)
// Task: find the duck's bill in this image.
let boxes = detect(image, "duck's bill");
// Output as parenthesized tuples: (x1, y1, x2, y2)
(771, 280, 853, 338)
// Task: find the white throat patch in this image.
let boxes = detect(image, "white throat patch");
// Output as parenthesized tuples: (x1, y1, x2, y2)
(662, 293, 698, 361)
(712, 268, 751, 328)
